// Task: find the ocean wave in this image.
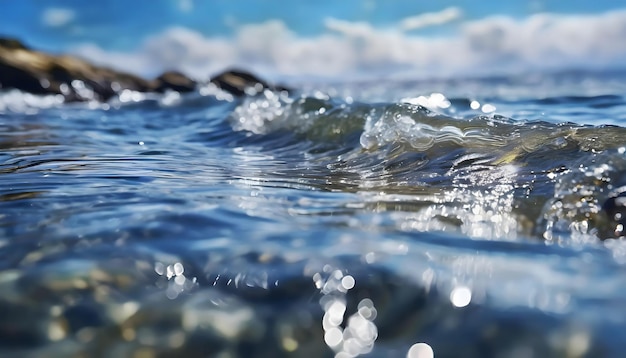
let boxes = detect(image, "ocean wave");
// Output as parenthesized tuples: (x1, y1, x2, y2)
(230, 90, 626, 153)
(225, 89, 626, 243)
(3, 76, 626, 356)
(70, 9, 626, 80)
(3, 79, 626, 244)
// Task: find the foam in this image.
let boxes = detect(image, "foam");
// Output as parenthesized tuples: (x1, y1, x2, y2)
(70, 9, 626, 81)
(0, 90, 65, 113)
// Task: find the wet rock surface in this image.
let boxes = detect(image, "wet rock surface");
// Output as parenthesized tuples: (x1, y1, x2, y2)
(0, 37, 286, 101)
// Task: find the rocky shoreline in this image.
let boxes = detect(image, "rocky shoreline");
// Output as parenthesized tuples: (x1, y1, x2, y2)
(0, 37, 287, 102)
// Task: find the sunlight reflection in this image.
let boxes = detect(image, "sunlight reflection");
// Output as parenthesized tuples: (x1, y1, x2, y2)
(154, 261, 197, 299)
(402, 92, 451, 109)
(407, 342, 434, 358)
(481, 103, 496, 113)
(450, 286, 472, 308)
(318, 267, 378, 356)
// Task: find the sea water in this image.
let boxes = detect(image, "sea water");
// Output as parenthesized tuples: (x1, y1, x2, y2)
(2, 70, 626, 357)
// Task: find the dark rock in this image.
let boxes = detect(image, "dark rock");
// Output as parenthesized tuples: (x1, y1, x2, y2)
(210, 69, 290, 96)
(0, 37, 29, 50)
(0, 37, 289, 102)
(154, 71, 197, 93)
(0, 39, 156, 101)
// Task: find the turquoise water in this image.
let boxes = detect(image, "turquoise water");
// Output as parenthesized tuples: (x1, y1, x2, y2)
(2, 71, 626, 357)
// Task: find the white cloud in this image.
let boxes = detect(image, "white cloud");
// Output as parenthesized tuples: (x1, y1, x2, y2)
(324, 18, 376, 37)
(71, 43, 154, 75)
(325, 7, 462, 36)
(42, 8, 75, 27)
(177, 0, 193, 12)
(72, 27, 235, 79)
(399, 7, 462, 31)
(461, 11, 626, 70)
(70, 9, 626, 81)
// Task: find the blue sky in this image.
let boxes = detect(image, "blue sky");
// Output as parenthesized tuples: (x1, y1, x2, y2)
(2, 0, 624, 52)
(2, 1, 626, 80)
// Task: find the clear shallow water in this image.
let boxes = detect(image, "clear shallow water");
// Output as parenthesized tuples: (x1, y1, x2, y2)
(2, 72, 626, 357)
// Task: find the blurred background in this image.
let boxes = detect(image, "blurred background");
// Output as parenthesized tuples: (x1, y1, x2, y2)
(1, 0, 626, 81)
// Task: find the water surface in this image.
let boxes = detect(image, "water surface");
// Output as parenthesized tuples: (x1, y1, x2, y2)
(2, 71, 626, 357)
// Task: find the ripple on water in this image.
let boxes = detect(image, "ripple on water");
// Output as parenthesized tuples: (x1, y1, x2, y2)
(1, 78, 626, 356)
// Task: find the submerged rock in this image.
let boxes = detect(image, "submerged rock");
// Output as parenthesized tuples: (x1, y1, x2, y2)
(0, 37, 286, 101)
(602, 192, 626, 238)
(0, 250, 610, 358)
